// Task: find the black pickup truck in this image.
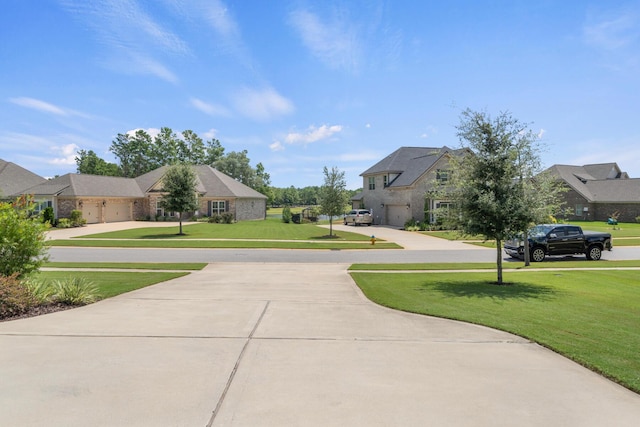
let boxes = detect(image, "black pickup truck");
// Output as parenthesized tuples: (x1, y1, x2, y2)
(504, 224, 612, 262)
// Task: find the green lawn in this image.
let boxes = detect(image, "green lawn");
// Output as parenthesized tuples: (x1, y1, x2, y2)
(35, 271, 189, 299)
(46, 218, 401, 249)
(422, 221, 640, 247)
(44, 262, 207, 270)
(349, 260, 640, 270)
(350, 269, 640, 393)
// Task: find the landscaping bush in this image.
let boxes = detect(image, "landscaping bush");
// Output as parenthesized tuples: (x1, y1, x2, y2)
(282, 206, 292, 223)
(57, 218, 72, 228)
(42, 206, 55, 225)
(0, 198, 49, 278)
(24, 279, 55, 305)
(636, 216, 640, 224)
(0, 274, 34, 318)
(70, 210, 86, 227)
(52, 277, 98, 305)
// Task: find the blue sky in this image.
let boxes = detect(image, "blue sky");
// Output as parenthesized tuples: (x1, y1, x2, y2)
(2, 1, 639, 189)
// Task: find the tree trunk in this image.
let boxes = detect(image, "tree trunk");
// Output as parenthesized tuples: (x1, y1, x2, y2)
(496, 238, 503, 285)
(178, 212, 184, 235)
(523, 229, 530, 266)
(329, 218, 333, 236)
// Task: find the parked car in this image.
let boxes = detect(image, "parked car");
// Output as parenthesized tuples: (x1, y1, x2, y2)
(344, 209, 373, 226)
(504, 224, 612, 262)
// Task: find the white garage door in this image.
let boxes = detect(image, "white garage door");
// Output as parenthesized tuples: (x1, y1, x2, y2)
(387, 205, 410, 228)
(105, 202, 131, 222)
(82, 202, 100, 224)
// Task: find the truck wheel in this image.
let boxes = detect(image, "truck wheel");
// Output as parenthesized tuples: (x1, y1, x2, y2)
(531, 247, 545, 262)
(587, 245, 602, 261)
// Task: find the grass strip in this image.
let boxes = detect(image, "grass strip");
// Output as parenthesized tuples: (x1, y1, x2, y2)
(47, 239, 400, 249)
(349, 260, 640, 270)
(36, 271, 188, 299)
(350, 270, 640, 394)
(69, 221, 373, 241)
(43, 262, 207, 270)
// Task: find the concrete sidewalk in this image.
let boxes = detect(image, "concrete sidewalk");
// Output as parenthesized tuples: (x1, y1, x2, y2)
(1, 263, 639, 426)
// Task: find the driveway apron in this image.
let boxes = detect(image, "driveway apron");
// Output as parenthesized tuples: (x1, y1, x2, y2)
(1, 263, 639, 426)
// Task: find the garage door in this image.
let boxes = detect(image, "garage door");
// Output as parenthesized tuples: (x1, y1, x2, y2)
(82, 203, 100, 224)
(387, 205, 410, 228)
(105, 202, 131, 222)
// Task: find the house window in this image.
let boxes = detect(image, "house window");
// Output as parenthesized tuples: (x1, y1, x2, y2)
(575, 204, 583, 216)
(33, 200, 52, 213)
(209, 200, 227, 215)
(436, 169, 451, 184)
(383, 175, 388, 187)
(368, 177, 375, 190)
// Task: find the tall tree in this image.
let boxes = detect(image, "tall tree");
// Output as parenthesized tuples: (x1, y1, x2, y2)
(109, 130, 156, 178)
(214, 150, 257, 187)
(318, 166, 348, 237)
(75, 150, 120, 176)
(450, 109, 547, 284)
(159, 164, 199, 235)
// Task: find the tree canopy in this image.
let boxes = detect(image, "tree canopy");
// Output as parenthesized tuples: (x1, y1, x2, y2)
(318, 166, 349, 237)
(448, 109, 563, 284)
(159, 164, 199, 235)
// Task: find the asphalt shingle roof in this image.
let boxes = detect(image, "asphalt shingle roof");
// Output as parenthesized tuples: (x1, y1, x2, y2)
(547, 163, 639, 203)
(0, 159, 47, 197)
(360, 146, 459, 188)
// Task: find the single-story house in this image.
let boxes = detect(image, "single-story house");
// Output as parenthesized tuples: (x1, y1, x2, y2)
(2, 159, 266, 223)
(356, 146, 464, 227)
(546, 162, 640, 222)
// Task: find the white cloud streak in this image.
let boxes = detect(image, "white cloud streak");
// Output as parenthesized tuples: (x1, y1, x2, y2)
(288, 9, 361, 72)
(9, 97, 93, 118)
(231, 87, 294, 121)
(190, 97, 231, 117)
(284, 124, 343, 145)
(49, 143, 80, 165)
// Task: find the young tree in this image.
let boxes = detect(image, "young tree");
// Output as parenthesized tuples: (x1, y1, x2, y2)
(450, 109, 549, 284)
(0, 195, 49, 278)
(109, 130, 156, 177)
(318, 166, 348, 237)
(159, 164, 199, 235)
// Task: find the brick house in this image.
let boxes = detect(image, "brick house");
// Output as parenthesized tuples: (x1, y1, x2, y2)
(356, 146, 465, 227)
(546, 163, 640, 222)
(3, 159, 266, 223)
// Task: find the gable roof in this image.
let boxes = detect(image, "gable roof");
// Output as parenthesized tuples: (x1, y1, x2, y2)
(361, 146, 460, 188)
(23, 173, 145, 198)
(547, 163, 639, 203)
(0, 159, 47, 197)
(135, 165, 267, 199)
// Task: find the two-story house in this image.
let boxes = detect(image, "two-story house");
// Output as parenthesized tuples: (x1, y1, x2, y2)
(356, 146, 464, 227)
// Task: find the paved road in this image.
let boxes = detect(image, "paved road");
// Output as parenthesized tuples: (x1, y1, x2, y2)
(2, 263, 639, 426)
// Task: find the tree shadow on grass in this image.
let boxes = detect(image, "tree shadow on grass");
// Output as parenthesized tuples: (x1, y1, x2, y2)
(424, 280, 560, 301)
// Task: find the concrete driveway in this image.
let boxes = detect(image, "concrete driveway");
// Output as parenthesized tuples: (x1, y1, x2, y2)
(1, 263, 639, 426)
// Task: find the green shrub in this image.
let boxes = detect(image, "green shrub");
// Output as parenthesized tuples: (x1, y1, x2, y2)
(0, 198, 49, 278)
(24, 279, 55, 305)
(70, 210, 86, 227)
(282, 206, 292, 223)
(53, 277, 99, 305)
(42, 206, 55, 225)
(57, 218, 72, 228)
(0, 274, 34, 318)
(636, 216, 640, 224)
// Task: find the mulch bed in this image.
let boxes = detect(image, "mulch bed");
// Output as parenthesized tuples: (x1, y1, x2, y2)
(0, 303, 76, 323)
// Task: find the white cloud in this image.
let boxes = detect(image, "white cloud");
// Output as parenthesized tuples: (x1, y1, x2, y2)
(9, 97, 93, 119)
(202, 128, 218, 139)
(232, 87, 294, 121)
(49, 143, 80, 165)
(204, 0, 239, 38)
(10, 97, 67, 116)
(365, 123, 371, 128)
(269, 141, 285, 152)
(584, 13, 639, 50)
(190, 97, 230, 117)
(284, 124, 343, 145)
(288, 9, 361, 72)
(126, 128, 161, 139)
(61, 0, 187, 83)
(537, 128, 547, 139)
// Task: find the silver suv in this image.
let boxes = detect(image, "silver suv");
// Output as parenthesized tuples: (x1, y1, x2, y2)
(344, 209, 373, 226)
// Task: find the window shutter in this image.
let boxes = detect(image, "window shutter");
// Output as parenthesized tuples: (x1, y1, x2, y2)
(225, 201, 229, 212)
